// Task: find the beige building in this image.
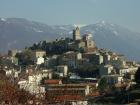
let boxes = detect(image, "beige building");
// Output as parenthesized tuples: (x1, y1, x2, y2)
(70, 27, 96, 53)
(33, 50, 46, 58)
(83, 53, 103, 65)
(63, 51, 82, 60)
(68, 40, 85, 51)
(46, 84, 90, 96)
(31, 50, 46, 63)
(83, 34, 96, 48)
(58, 51, 82, 69)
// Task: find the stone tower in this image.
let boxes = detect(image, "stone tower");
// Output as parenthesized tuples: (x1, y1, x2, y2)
(73, 26, 81, 41)
(83, 33, 97, 52)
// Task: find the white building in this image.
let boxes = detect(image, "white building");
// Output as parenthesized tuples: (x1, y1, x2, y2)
(28, 70, 52, 84)
(18, 80, 45, 94)
(119, 67, 138, 80)
(119, 67, 138, 76)
(5, 70, 12, 76)
(18, 69, 52, 94)
(36, 57, 44, 65)
(32, 50, 46, 63)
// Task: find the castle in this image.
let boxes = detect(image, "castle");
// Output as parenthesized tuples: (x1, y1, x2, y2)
(69, 26, 97, 53)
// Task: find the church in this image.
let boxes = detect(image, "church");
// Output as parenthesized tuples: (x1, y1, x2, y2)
(68, 26, 97, 53)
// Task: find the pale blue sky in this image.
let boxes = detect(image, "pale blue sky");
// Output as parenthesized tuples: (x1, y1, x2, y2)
(0, 0, 140, 32)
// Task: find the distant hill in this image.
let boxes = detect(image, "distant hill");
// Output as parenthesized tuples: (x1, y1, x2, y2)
(81, 21, 140, 61)
(0, 18, 61, 53)
(0, 18, 140, 61)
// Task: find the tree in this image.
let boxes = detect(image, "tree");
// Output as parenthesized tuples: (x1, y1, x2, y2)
(98, 77, 108, 93)
(41, 40, 47, 50)
(16, 50, 34, 65)
(0, 74, 46, 105)
(75, 65, 99, 78)
(135, 67, 140, 84)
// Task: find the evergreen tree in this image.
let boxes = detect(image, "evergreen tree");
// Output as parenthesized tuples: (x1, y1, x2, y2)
(135, 67, 140, 84)
(98, 77, 108, 93)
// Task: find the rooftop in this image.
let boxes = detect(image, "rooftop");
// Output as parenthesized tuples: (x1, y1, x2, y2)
(44, 79, 61, 84)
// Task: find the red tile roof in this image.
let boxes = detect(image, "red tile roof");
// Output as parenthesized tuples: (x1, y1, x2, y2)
(53, 95, 84, 102)
(44, 79, 61, 84)
(87, 91, 100, 97)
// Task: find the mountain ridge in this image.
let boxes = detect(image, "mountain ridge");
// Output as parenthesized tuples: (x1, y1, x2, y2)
(0, 18, 140, 61)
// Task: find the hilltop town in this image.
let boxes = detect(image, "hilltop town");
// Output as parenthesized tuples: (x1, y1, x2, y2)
(0, 27, 140, 105)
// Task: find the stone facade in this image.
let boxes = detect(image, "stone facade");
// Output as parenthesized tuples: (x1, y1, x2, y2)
(33, 50, 46, 58)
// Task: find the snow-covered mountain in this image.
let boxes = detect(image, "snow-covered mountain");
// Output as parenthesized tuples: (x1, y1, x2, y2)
(0, 18, 140, 61)
(81, 21, 140, 61)
(0, 18, 62, 53)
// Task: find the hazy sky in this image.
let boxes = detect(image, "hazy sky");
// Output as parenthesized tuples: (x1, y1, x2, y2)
(0, 0, 140, 32)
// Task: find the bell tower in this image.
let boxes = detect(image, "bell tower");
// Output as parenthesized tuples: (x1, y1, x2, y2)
(73, 26, 81, 41)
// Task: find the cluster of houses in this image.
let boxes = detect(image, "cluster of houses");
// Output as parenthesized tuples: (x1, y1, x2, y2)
(0, 27, 139, 105)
